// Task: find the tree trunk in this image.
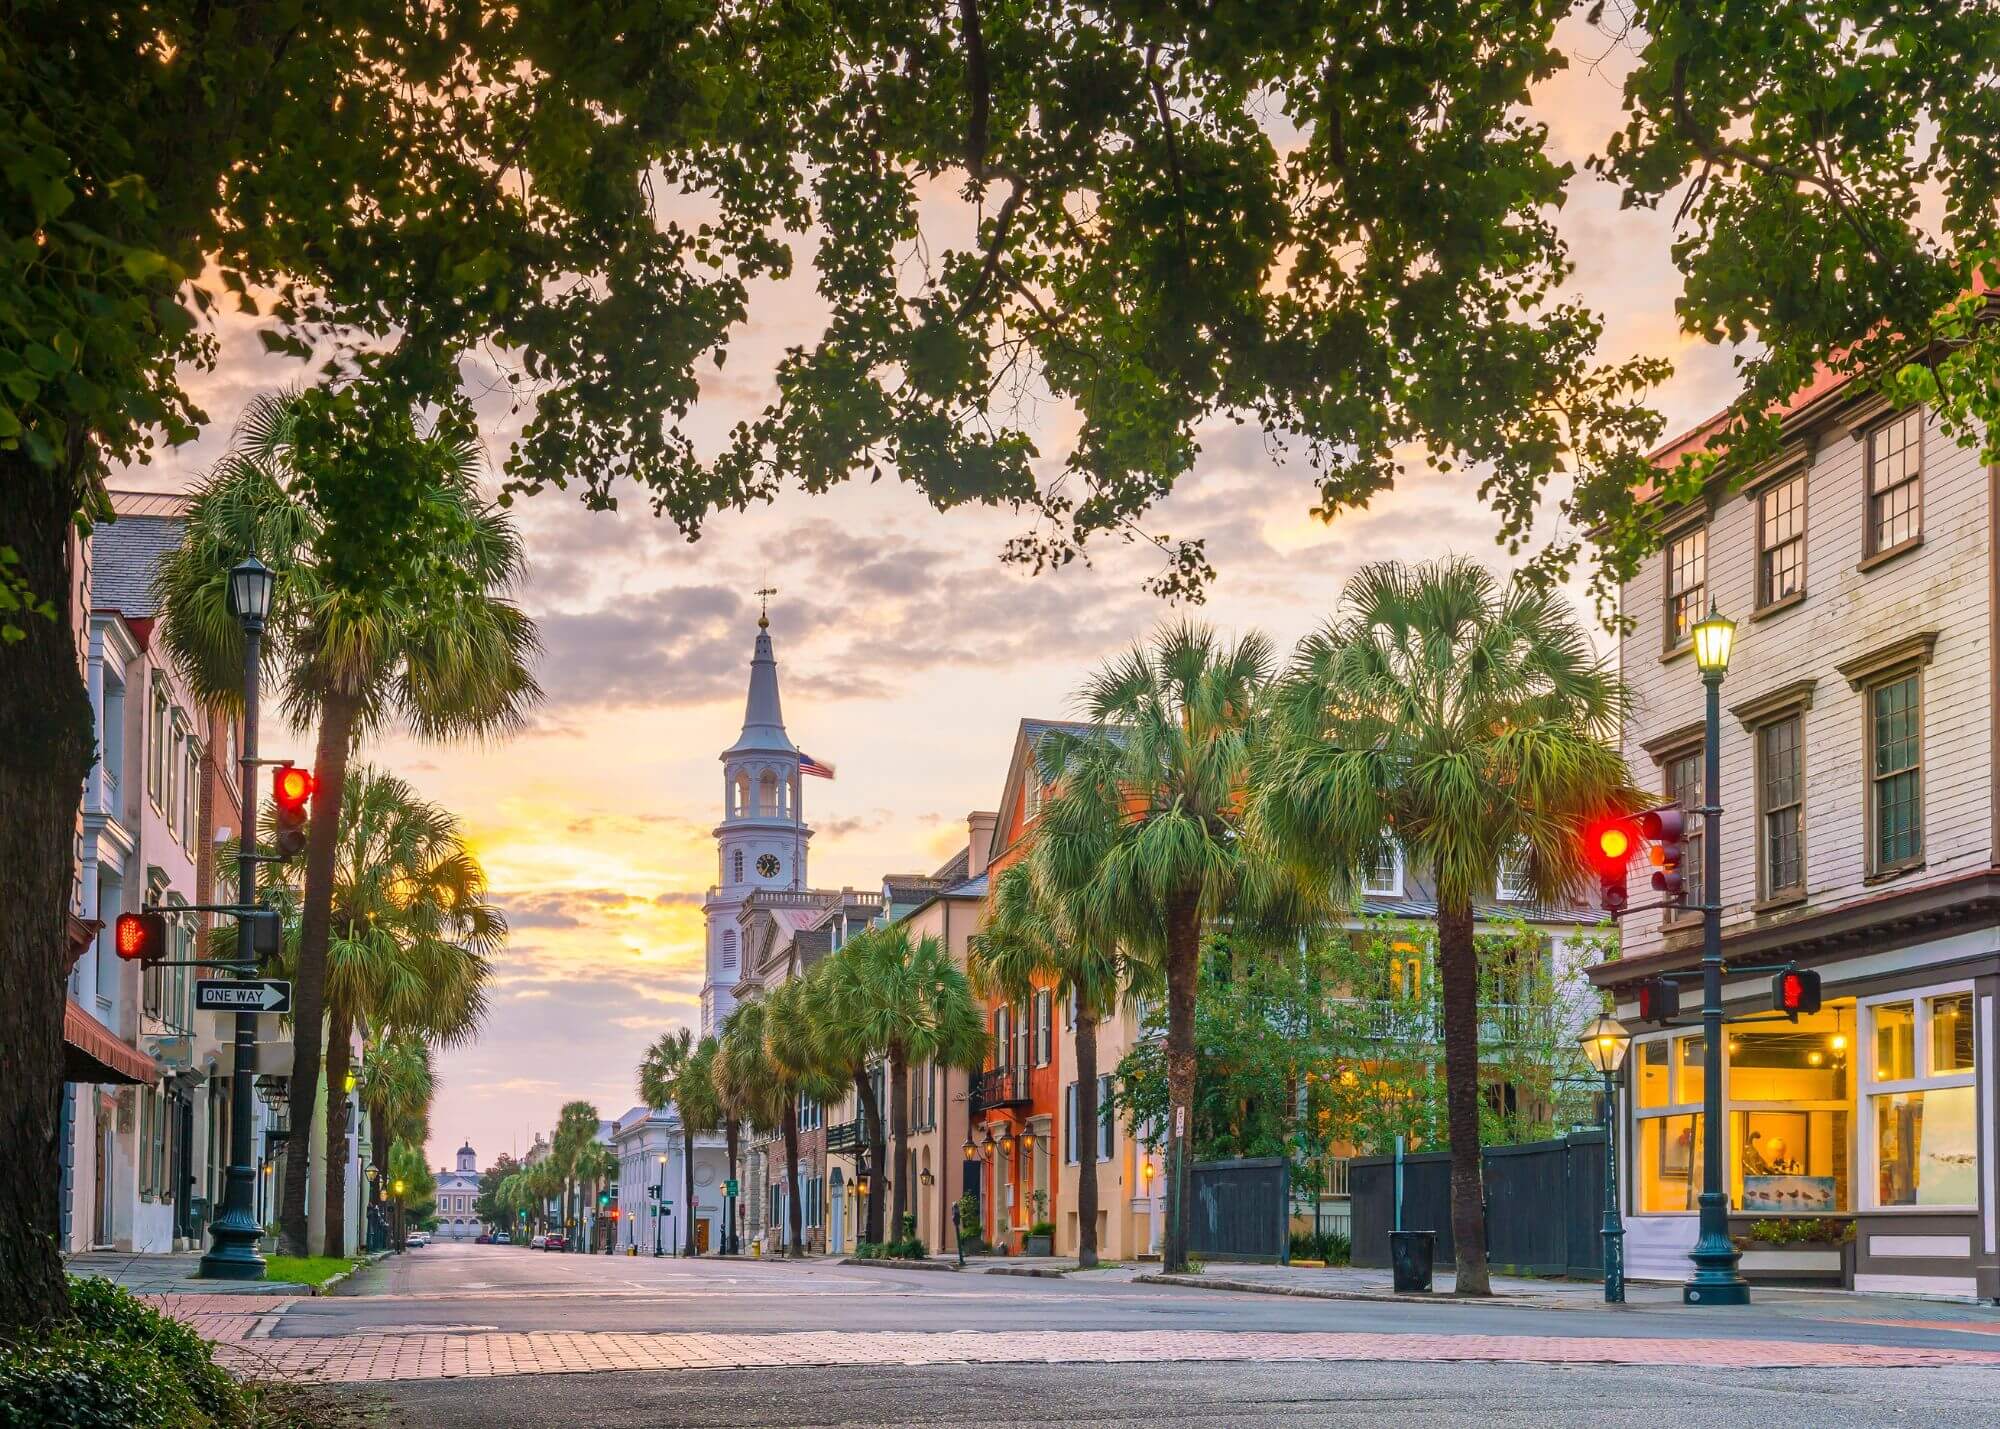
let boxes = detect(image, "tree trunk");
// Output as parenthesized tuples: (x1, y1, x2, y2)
(1439, 894, 1491, 1296)
(1074, 1009, 1100, 1268)
(320, 1003, 353, 1258)
(724, 1121, 741, 1253)
(888, 1045, 910, 1242)
(1161, 889, 1200, 1275)
(279, 691, 360, 1255)
(0, 457, 94, 1333)
(853, 1066, 886, 1244)
(782, 1097, 804, 1257)
(683, 1128, 698, 1256)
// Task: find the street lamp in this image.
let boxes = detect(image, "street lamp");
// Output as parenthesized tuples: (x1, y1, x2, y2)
(655, 1153, 668, 1257)
(1685, 603, 1748, 1306)
(200, 556, 277, 1281)
(1577, 1015, 1632, 1304)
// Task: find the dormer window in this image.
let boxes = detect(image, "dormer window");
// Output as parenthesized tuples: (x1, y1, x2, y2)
(1361, 841, 1403, 898)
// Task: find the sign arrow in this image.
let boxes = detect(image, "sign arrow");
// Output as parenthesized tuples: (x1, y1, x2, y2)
(195, 979, 292, 1015)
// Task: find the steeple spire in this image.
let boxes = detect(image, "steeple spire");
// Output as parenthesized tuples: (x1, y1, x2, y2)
(726, 605, 797, 756)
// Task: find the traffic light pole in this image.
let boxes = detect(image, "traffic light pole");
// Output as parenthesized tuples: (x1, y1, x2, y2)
(200, 620, 266, 1280)
(1684, 667, 1748, 1305)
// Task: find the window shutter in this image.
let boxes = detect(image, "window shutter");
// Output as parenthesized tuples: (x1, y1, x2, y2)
(1064, 1083, 1077, 1165)
(1099, 1074, 1115, 1161)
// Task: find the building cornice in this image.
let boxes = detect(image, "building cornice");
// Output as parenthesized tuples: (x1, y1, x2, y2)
(1729, 677, 1818, 731)
(1835, 630, 1939, 691)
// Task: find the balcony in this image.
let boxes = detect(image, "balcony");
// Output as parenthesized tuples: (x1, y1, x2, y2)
(825, 1119, 871, 1154)
(1343, 1000, 1556, 1047)
(970, 1065, 1031, 1114)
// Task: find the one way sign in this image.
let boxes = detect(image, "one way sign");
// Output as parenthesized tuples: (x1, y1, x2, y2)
(195, 979, 292, 1014)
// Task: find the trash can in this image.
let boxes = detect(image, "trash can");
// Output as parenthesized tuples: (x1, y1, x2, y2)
(1390, 1229, 1436, 1293)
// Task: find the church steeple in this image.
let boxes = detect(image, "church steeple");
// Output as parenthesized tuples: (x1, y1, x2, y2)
(725, 596, 796, 758)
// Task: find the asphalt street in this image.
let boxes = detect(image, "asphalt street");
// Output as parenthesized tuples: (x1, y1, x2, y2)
(292, 1241, 2000, 1352)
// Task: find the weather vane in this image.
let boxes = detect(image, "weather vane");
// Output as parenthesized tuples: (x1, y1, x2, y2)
(756, 584, 776, 629)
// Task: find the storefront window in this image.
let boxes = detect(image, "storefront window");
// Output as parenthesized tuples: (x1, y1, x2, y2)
(1866, 987, 1977, 1208)
(1639, 1113, 1704, 1212)
(1637, 1040, 1670, 1109)
(1726, 1009, 1852, 1213)
(1873, 1001, 1915, 1081)
(1676, 1035, 1706, 1105)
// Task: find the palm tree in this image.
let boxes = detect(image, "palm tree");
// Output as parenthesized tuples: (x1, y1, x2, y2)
(1034, 621, 1311, 1274)
(553, 1101, 602, 1251)
(716, 1003, 783, 1255)
(844, 927, 985, 1243)
(675, 1038, 724, 1255)
(250, 766, 499, 1256)
(639, 1028, 701, 1254)
(1251, 558, 1640, 1296)
(156, 390, 540, 1256)
(577, 1142, 618, 1250)
(359, 1032, 434, 1226)
(762, 977, 843, 1256)
(971, 862, 1123, 1267)
(811, 940, 892, 1244)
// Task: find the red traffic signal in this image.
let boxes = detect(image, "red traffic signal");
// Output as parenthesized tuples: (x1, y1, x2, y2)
(273, 765, 315, 856)
(1639, 806, 1688, 900)
(1583, 816, 1638, 914)
(1773, 966, 1822, 1019)
(114, 911, 168, 964)
(1636, 975, 1680, 1022)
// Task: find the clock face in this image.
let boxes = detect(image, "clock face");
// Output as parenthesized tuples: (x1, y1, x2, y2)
(756, 853, 781, 878)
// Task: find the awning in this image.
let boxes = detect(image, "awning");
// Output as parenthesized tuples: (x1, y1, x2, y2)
(63, 1001, 159, 1086)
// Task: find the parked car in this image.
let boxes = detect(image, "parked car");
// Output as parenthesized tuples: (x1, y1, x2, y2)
(406, 1231, 430, 1248)
(475, 1233, 492, 1244)
(529, 1234, 548, 1249)
(495, 1232, 511, 1245)
(542, 1234, 567, 1252)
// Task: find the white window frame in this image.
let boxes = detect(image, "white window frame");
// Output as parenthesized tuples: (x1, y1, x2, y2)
(1063, 1082, 1078, 1165)
(1495, 843, 1533, 903)
(1034, 989, 1052, 1067)
(1362, 840, 1403, 899)
(1629, 1028, 1707, 1218)
(1859, 981, 1977, 1213)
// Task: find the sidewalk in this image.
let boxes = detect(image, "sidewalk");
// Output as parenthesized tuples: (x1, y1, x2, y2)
(66, 1250, 312, 1296)
(1134, 1260, 2000, 1314)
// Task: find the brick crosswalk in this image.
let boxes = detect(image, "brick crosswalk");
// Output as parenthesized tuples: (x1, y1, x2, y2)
(146, 1297, 2000, 1385)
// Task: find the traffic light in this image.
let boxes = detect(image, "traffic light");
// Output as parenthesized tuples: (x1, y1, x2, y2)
(1636, 976, 1680, 1023)
(272, 765, 315, 856)
(1639, 806, 1688, 900)
(1773, 966, 1822, 1020)
(1584, 816, 1638, 914)
(247, 907, 282, 962)
(598, 1191, 610, 1209)
(114, 911, 168, 964)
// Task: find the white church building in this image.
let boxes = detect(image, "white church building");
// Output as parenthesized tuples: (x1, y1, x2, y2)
(700, 607, 821, 1038)
(434, 1141, 483, 1240)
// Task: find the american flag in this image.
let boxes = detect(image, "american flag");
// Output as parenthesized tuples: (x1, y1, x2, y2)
(799, 752, 836, 780)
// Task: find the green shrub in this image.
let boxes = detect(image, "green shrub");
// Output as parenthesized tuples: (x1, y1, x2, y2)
(888, 1236, 927, 1260)
(1289, 1230, 1351, 1265)
(955, 1194, 980, 1242)
(1737, 1216, 1853, 1247)
(1027, 1221, 1055, 1239)
(0, 1333, 212, 1429)
(64, 1276, 245, 1427)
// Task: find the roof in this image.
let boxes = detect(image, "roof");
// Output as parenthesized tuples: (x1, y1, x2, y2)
(724, 624, 798, 758)
(930, 847, 971, 884)
(89, 509, 185, 618)
(884, 874, 947, 904)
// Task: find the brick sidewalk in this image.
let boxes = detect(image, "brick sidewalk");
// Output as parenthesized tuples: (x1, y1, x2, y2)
(149, 1296, 2000, 1384)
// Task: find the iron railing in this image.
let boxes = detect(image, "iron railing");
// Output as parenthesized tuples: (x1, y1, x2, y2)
(970, 1065, 1031, 1113)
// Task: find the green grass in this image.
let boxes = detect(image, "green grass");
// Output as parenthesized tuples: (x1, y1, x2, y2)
(262, 1255, 360, 1288)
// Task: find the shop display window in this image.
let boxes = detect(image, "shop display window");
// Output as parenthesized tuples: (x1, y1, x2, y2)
(1639, 1113, 1704, 1213)
(1725, 1009, 1852, 1213)
(1637, 1039, 1671, 1109)
(1866, 987, 1977, 1209)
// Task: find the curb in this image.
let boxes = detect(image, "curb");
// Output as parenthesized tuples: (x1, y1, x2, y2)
(982, 1265, 1070, 1279)
(317, 1250, 391, 1296)
(1134, 1272, 1574, 1310)
(835, 1256, 960, 1272)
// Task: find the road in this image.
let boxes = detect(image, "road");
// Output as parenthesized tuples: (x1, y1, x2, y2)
(216, 1243, 2000, 1426)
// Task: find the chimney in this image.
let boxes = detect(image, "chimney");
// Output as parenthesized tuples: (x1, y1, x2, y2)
(966, 811, 999, 878)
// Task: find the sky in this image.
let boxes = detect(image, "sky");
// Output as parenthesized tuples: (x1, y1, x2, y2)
(122, 15, 1750, 1173)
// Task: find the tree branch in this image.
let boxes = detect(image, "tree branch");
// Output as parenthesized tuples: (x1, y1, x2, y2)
(959, 0, 990, 185)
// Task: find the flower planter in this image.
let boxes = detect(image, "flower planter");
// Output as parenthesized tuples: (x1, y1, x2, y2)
(1734, 1241, 1847, 1284)
(1025, 1234, 1053, 1257)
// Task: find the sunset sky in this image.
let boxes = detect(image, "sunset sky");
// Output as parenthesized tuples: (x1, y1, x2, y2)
(124, 17, 1752, 1173)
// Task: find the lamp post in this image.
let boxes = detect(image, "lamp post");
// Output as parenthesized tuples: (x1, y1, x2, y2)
(1686, 604, 1750, 1305)
(1578, 1015, 1632, 1304)
(392, 1177, 406, 1252)
(200, 556, 274, 1280)
(959, 1135, 977, 1266)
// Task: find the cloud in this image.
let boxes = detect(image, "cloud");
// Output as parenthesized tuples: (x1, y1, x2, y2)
(497, 889, 640, 930)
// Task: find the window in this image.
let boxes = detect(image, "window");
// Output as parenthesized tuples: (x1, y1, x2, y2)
(1388, 940, 1422, 1000)
(1014, 1002, 1032, 1079)
(992, 1006, 1009, 1070)
(1757, 715, 1804, 898)
(1633, 1031, 1722, 1213)
(1727, 1010, 1851, 1214)
(1495, 844, 1532, 902)
(1362, 841, 1402, 898)
(1023, 772, 1043, 822)
(1867, 991, 1976, 1207)
(1098, 1074, 1115, 1161)
(1034, 990, 1052, 1067)
(1661, 748, 1703, 911)
(1868, 672, 1922, 870)
(1063, 1082, 1077, 1165)
(721, 929, 738, 972)
(1665, 526, 1707, 648)
(149, 684, 167, 802)
(1865, 408, 1922, 555)
(732, 849, 744, 883)
(1757, 472, 1806, 608)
